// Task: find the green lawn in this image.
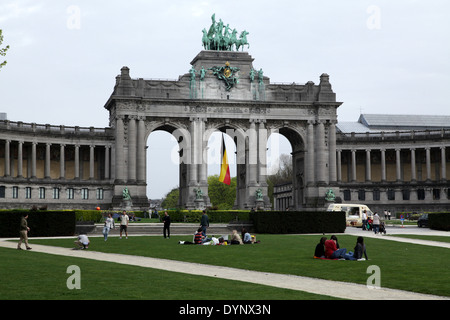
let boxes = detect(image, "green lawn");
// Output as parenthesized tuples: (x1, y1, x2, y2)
(3, 233, 450, 299)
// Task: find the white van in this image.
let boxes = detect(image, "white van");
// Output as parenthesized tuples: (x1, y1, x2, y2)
(327, 203, 374, 227)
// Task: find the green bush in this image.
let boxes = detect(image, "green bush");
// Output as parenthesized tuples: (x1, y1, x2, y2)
(0, 210, 76, 238)
(74, 210, 103, 223)
(429, 212, 450, 231)
(250, 211, 346, 234)
(162, 210, 250, 223)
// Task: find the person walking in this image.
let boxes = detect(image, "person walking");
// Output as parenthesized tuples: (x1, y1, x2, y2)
(120, 210, 129, 239)
(200, 210, 209, 235)
(163, 211, 171, 239)
(103, 213, 115, 241)
(362, 210, 367, 231)
(17, 214, 32, 250)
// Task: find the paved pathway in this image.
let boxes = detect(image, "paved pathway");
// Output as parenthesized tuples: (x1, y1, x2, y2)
(1, 226, 449, 300)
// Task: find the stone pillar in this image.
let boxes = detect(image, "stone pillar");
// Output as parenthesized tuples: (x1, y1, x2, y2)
(189, 117, 198, 185)
(315, 120, 326, 185)
(60, 144, 65, 179)
(198, 118, 207, 185)
(4, 140, 10, 177)
(336, 149, 342, 182)
(137, 117, 146, 182)
(115, 115, 125, 182)
(31, 142, 37, 178)
(441, 146, 446, 182)
(306, 120, 315, 186)
(74, 144, 80, 180)
(105, 145, 110, 180)
(248, 119, 257, 186)
(425, 147, 431, 182)
(395, 148, 402, 182)
(257, 120, 268, 185)
(45, 143, 51, 179)
(328, 121, 337, 183)
(380, 148, 386, 182)
(127, 116, 137, 182)
(351, 149, 357, 182)
(365, 149, 372, 182)
(89, 144, 95, 180)
(17, 141, 23, 178)
(410, 148, 416, 182)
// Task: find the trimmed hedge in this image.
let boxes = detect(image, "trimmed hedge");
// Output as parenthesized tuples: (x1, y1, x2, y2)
(163, 210, 250, 223)
(250, 211, 346, 234)
(0, 210, 76, 238)
(429, 213, 450, 231)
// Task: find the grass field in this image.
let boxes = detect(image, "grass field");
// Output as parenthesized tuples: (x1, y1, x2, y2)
(1, 233, 449, 299)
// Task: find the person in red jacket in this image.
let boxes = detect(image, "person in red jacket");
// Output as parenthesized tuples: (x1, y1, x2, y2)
(324, 235, 347, 259)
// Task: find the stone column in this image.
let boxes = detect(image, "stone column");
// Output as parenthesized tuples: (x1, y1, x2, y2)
(89, 144, 95, 180)
(351, 149, 357, 182)
(425, 147, 431, 182)
(315, 120, 326, 185)
(248, 119, 257, 185)
(257, 120, 268, 185)
(410, 148, 416, 182)
(336, 149, 342, 182)
(365, 149, 372, 182)
(441, 146, 446, 182)
(45, 143, 51, 179)
(115, 115, 125, 182)
(4, 140, 10, 177)
(137, 116, 146, 183)
(328, 120, 337, 183)
(189, 117, 198, 185)
(31, 142, 37, 178)
(17, 141, 23, 178)
(104, 145, 110, 180)
(380, 148, 386, 182)
(60, 144, 65, 179)
(198, 118, 207, 185)
(395, 148, 402, 182)
(127, 116, 137, 182)
(74, 144, 80, 180)
(306, 120, 315, 186)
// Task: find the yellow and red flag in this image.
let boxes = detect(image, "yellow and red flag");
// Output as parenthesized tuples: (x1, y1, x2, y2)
(218, 134, 231, 185)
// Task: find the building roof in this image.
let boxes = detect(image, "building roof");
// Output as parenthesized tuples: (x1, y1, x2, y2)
(337, 113, 450, 134)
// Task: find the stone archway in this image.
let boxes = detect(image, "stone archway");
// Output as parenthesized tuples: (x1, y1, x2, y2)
(104, 51, 341, 211)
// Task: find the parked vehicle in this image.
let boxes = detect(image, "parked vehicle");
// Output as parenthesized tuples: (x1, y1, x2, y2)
(417, 214, 429, 228)
(327, 203, 374, 227)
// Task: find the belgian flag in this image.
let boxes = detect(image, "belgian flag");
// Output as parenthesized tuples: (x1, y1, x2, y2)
(218, 134, 231, 185)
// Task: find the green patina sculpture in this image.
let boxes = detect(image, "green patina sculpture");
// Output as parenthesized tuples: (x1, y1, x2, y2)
(202, 14, 249, 52)
(209, 61, 240, 91)
(122, 187, 131, 201)
(256, 188, 263, 201)
(325, 189, 336, 202)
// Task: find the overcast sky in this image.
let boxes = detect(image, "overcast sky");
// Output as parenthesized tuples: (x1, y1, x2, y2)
(1, 1, 449, 199)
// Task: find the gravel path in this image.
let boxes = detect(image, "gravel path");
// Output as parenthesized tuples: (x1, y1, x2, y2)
(1, 226, 449, 300)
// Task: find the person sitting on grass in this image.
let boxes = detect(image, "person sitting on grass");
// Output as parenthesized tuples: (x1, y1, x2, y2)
(345, 236, 369, 261)
(324, 235, 347, 259)
(314, 236, 327, 258)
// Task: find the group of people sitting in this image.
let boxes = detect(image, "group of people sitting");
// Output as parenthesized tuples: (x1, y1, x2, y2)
(314, 235, 368, 261)
(179, 228, 256, 245)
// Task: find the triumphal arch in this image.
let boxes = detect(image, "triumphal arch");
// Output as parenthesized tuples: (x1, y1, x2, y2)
(104, 15, 342, 210)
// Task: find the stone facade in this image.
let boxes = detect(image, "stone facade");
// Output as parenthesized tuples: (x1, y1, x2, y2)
(3, 50, 446, 212)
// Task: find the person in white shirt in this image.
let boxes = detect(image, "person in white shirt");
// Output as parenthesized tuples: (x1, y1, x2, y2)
(74, 233, 90, 249)
(120, 211, 129, 239)
(362, 210, 368, 231)
(103, 213, 115, 241)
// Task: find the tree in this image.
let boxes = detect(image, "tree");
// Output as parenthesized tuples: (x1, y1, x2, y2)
(161, 187, 179, 209)
(208, 174, 237, 209)
(0, 30, 9, 71)
(266, 154, 293, 207)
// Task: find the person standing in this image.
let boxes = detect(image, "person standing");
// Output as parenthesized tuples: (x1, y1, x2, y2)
(373, 212, 380, 234)
(200, 210, 209, 235)
(362, 210, 367, 231)
(120, 210, 129, 239)
(103, 213, 115, 241)
(163, 211, 171, 239)
(17, 214, 32, 250)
